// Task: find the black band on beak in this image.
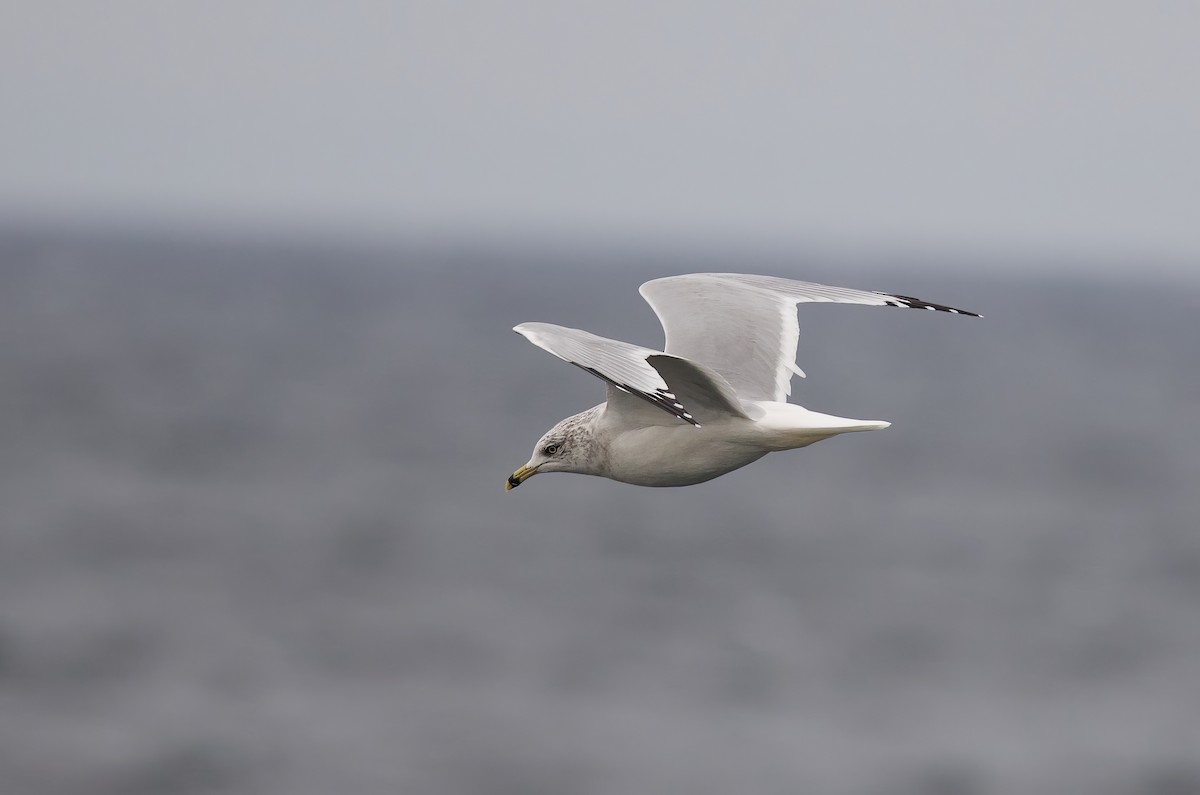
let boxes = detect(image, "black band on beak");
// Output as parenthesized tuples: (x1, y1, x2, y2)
(507, 473, 522, 489)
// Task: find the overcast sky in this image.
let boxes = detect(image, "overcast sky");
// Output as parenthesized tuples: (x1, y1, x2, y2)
(2, 2, 1198, 266)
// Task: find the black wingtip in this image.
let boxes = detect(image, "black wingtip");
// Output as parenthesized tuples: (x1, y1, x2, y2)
(876, 292, 982, 318)
(572, 363, 702, 426)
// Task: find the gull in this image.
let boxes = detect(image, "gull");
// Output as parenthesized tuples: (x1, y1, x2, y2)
(506, 273, 978, 490)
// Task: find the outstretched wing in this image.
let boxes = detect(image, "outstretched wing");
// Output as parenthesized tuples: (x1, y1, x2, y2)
(638, 274, 979, 403)
(513, 322, 747, 427)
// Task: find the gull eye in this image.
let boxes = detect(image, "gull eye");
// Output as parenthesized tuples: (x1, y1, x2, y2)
(543, 443, 559, 455)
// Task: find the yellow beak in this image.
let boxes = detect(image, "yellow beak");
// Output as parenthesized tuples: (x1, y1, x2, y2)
(505, 464, 538, 491)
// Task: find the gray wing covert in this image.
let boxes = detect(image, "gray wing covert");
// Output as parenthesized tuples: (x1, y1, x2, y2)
(513, 322, 747, 426)
(638, 274, 979, 403)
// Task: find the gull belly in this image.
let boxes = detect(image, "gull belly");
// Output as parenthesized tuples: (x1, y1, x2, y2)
(603, 421, 769, 487)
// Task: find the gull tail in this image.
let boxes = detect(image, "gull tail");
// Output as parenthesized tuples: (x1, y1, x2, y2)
(747, 402, 890, 451)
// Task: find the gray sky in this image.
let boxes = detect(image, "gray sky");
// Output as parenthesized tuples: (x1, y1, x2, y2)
(2, 2, 1198, 265)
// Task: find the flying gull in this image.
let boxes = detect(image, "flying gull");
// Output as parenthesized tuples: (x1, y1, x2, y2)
(506, 273, 978, 490)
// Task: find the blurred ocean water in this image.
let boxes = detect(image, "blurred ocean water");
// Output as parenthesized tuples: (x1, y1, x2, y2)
(1, 230, 1198, 794)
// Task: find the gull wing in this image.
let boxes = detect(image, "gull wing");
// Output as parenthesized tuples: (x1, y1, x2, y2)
(513, 322, 747, 427)
(639, 274, 980, 403)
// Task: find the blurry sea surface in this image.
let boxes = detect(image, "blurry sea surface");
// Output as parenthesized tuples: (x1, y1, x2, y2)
(1, 229, 1198, 795)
